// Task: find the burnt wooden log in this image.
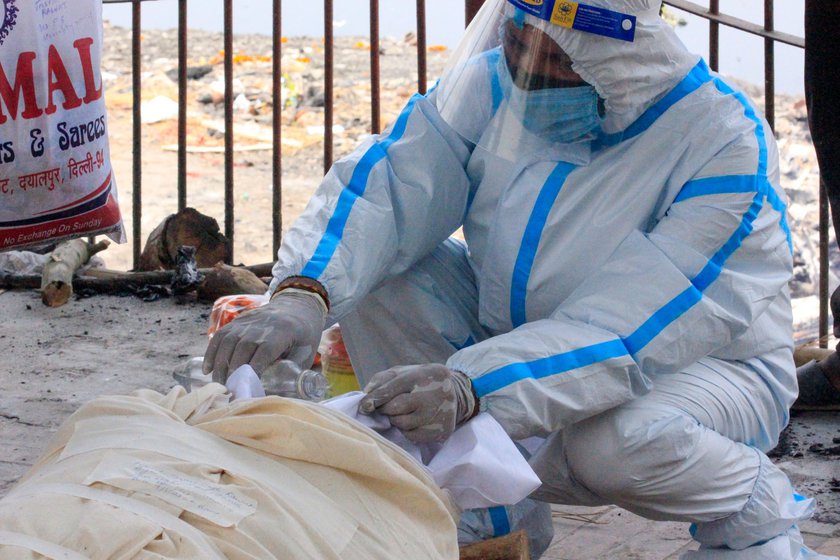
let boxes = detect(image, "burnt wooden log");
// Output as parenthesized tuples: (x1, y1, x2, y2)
(40, 239, 110, 307)
(459, 530, 530, 560)
(1, 262, 271, 302)
(0, 263, 272, 297)
(196, 262, 268, 302)
(139, 208, 231, 271)
(794, 344, 835, 368)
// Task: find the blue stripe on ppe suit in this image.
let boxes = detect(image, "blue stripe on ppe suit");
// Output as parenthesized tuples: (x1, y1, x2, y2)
(488, 506, 511, 537)
(672, 74, 793, 252)
(595, 59, 713, 149)
(474, 68, 786, 399)
(474, 189, 762, 397)
(510, 162, 576, 327)
(300, 94, 423, 280)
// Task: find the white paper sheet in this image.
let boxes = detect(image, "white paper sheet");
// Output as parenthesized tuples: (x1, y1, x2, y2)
(227, 366, 541, 510)
(324, 393, 541, 510)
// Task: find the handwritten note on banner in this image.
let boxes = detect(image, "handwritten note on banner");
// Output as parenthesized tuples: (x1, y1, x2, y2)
(0, 0, 125, 251)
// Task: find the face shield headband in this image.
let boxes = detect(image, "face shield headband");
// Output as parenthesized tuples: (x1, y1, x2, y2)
(506, 0, 637, 43)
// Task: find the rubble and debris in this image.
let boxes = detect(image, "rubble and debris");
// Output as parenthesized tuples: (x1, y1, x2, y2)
(165, 64, 214, 82)
(141, 95, 180, 124)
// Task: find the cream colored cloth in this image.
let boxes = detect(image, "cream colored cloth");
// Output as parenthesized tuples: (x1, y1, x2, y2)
(0, 384, 459, 559)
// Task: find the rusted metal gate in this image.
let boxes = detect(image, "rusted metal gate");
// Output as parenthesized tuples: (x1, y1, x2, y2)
(103, 0, 822, 339)
(100, 0, 483, 266)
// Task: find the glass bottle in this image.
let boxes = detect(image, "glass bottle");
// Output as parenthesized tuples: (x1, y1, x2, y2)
(173, 356, 212, 392)
(261, 359, 328, 401)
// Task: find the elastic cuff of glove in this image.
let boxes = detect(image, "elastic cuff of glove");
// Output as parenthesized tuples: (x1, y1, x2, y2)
(466, 379, 481, 422)
(273, 276, 330, 311)
(453, 370, 481, 423)
(274, 287, 329, 317)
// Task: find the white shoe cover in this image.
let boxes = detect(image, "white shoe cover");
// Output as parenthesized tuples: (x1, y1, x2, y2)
(681, 526, 838, 560)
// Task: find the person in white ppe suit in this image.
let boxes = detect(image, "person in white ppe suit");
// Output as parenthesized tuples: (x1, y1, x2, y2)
(205, 1, 835, 558)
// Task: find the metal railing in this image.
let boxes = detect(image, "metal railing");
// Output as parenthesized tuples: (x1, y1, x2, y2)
(106, 0, 821, 340)
(103, 0, 454, 269)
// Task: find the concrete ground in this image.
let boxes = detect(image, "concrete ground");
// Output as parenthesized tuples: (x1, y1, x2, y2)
(543, 502, 839, 559)
(1, 289, 838, 558)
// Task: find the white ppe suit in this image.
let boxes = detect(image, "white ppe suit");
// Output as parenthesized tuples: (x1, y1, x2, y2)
(270, 0, 830, 558)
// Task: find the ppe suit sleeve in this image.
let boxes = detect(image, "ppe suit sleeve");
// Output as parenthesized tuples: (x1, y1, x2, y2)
(447, 114, 792, 440)
(270, 91, 473, 320)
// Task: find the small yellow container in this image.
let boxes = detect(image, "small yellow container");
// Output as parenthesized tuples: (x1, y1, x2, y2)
(320, 325, 360, 398)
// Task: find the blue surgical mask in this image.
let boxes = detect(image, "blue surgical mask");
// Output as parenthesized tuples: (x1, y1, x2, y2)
(497, 55, 601, 144)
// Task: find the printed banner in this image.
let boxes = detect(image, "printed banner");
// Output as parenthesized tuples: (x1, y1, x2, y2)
(0, 0, 125, 251)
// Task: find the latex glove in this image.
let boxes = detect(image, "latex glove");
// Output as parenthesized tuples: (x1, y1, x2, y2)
(204, 290, 327, 383)
(358, 364, 477, 443)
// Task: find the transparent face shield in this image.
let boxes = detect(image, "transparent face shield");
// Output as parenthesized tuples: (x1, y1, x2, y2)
(435, 0, 604, 159)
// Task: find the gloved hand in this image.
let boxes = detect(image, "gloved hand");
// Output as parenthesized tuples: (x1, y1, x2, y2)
(204, 289, 327, 383)
(358, 364, 478, 443)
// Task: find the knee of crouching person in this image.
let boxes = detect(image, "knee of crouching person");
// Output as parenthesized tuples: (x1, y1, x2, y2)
(563, 407, 702, 502)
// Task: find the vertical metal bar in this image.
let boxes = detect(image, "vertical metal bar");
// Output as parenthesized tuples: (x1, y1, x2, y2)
(132, 0, 142, 270)
(324, 0, 334, 174)
(821, 177, 830, 347)
(177, 0, 188, 211)
(416, 0, 427, 94)
(709, 0, 719, 72)
(272, 0, 283, 256)
(224, 0, 235, 263)
(764, 0, 775, 132)
(370, 0, 381, 134)
(465, 0, 485, 27)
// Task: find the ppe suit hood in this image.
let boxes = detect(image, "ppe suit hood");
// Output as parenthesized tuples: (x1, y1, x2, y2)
(505, 0, 701, 133)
